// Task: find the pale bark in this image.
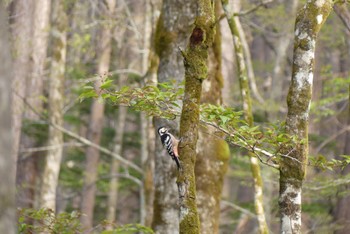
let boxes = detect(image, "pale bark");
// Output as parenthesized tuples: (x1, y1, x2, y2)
(80, 0, 116, 230)
(152, 1, 196, 233)
(195, 1, 230, 233)
(10, 0, 35, 210)
(222, 1, 269, 233)
(280, 1, 332, 233)
(39, 0, 66, 211)
(106, 106, 127, 227)
(0, 2, 15, 233)
(140, 0, 154, 225)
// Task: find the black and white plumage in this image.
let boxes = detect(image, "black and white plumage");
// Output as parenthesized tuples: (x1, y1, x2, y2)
(157, 126, 181, 169)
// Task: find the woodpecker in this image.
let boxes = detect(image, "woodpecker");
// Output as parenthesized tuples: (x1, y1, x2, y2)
(157, 126, 181, 169)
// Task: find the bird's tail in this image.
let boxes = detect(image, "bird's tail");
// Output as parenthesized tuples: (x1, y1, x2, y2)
(173, 156, 181, 170)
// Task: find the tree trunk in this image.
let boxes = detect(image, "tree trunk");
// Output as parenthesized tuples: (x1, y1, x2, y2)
(10, 0, 35, 210)
(195, 1, 230, 233)
(280, 1, 332, 233)
(222, 1, 269, 233)
(106, 105, 127, 227)
(0, 2, 16, 233)
(80, 0, 116, 230)
(333, 3, 350, 233)
(152, 1, 197, 233)
(39, 0, 66, 211)
(177, 1, 215, 233)
(270, 0, 299, 106)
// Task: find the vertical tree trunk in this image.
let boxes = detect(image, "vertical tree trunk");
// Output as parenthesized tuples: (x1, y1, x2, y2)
(0, 2, 15, 233)
(10, 0, 35, 210)
(177, 1, 215, 233)
(39, 0, 66, 211)
(280, 1, 332, 233)
(222, 1, 269, 233)
(80, 0, 116, 230)
(334, 84, 350, 233)
(152, 1, 197, 233)
(270, 0, 299, 105)
(333, 4, 350, 233)
(195, 1, 230, 233)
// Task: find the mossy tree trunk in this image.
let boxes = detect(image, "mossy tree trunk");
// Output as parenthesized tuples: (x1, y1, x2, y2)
(195, 1, 230, 233)
(177, 1, 215, 233)
(280, 1, 332, 233)
(152, 1, 196, 233)
(222, 1, 269, 233)
(39, 0, 66, 211)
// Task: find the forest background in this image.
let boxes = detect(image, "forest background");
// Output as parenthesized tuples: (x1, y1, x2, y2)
(1, 0, 350, 233)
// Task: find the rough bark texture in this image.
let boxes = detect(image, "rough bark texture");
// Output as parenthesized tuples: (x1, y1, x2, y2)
(177, 1, 215, 233)
(195, 1, 230, 233)
(0, 3, 15, 233)
(280, 1, 332, 233)
(222, 1, 269, 233)
(80, 0, 116, 230)
(39, 0, 66, 211)
(152, 1, 196, 233)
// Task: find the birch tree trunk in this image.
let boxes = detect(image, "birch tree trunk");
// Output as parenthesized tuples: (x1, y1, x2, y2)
(222, 1, 269, 233)
(80, 0, 116, 230)
(195, 1, 230, 233)
(0, 2, 15, 233)
(280, 1, 332, 233)
(152, 1, 196, 233)
(39, 0, 66, 211)
(177, 1, 215, 233)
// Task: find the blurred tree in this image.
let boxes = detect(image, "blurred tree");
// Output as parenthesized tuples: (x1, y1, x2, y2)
(10, 0, 36, 211)
(81, 0, 116, 230)
(0, 2, 15, 233)
(39, 0, 66, 212)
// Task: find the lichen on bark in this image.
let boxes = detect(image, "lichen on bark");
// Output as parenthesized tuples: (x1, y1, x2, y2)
(177, 0, 216, 233)
(280, 1, 332, 233)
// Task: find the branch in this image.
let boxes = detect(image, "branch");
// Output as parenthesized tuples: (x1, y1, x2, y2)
(15, 91, 143, 174)
(52, 123, 143, 174)
(20, 142, 84, 153)
(315, 125, 350, 154)
(221, 200, 257, 218)
(234, 0, 275, 17)
(334, 2, 350, 32)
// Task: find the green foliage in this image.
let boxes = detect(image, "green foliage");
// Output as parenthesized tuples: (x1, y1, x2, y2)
(79, 82, 350, 171)
(101, 224, 154, 234)
(309, 155, 350, 171)
(311, 71, 350, 120)
(18, 208, 154, 234)
(18, 208, 82, 233)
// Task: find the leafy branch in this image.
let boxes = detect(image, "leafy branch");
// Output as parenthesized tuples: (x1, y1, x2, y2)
(79, 81, 350, 170)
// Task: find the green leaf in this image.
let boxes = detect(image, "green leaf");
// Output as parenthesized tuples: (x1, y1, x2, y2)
(220, 115, 230, 125)
(100, 79, 114, 89)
